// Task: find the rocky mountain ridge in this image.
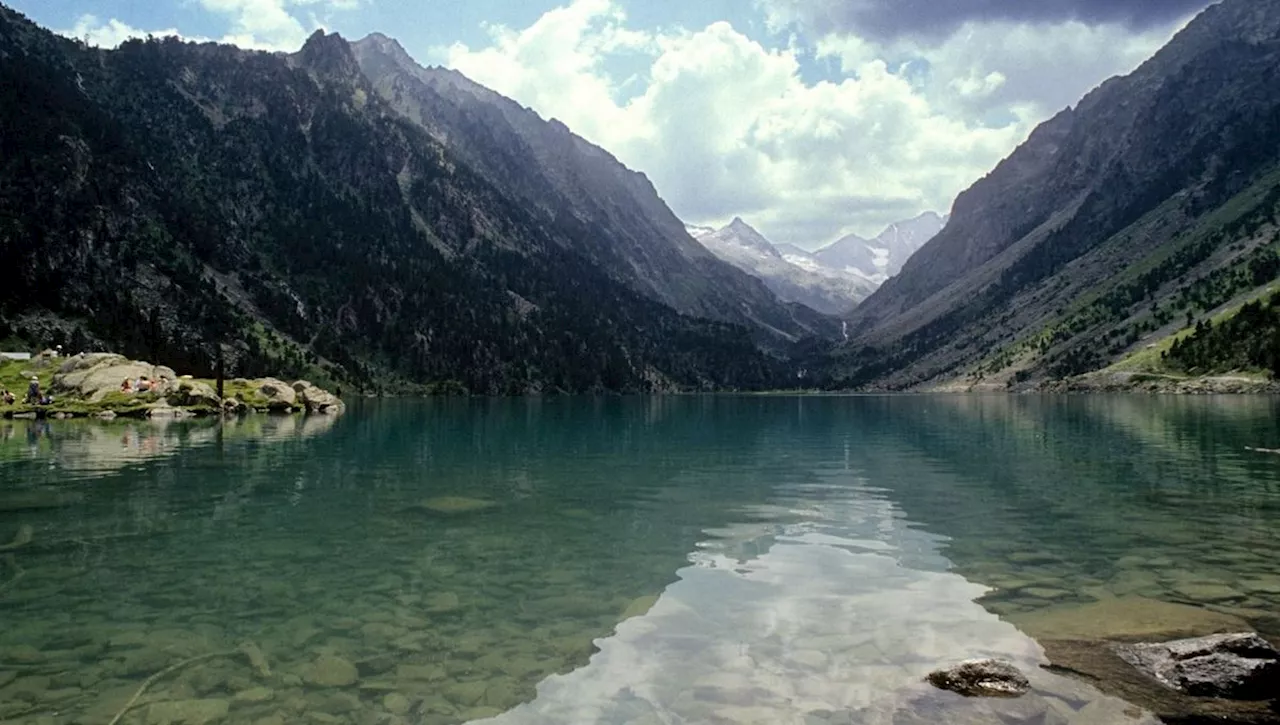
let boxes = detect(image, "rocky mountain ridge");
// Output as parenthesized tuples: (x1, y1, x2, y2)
(349, 33, 827, 342)
(809, 212, 949, 284)
(691, 218, 878, 315)
(824, 0, 1280, 391)
(0, 5, 813, 394)
(690, 214, 945, 315)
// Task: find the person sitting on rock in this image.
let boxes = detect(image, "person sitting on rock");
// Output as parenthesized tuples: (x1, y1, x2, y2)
(137, 377, 151, 393)
(1, 389, 13, 405)
(121, 378, 133, 393)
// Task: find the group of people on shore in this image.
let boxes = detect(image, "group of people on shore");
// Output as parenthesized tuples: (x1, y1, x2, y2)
(1, 374, 174, 408)
(1, 377, 53, 406)
(120, 375, 168, 394)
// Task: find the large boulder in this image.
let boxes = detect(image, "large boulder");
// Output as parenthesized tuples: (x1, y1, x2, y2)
(291, 380, 344, 414)
(166, 380, 221, 410)
(1115, 633, 1280, 700)
(926, 659, 1030, 698)
(255, 378, 297, 412)
(52, 353, 176, 401)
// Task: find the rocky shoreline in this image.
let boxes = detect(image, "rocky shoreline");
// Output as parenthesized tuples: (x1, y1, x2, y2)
(1, 352, 344, 420)
(1040, 371, 1280, 395)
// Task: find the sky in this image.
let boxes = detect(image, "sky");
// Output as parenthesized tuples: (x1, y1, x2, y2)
(12, 0, 1212, 249)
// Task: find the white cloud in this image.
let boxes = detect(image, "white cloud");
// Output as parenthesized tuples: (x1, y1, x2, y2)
(58, 0, 363, 52)
(60, 15, 197, 47)
(816, 18, 1186, 121)
(443, 0, 1033, 246)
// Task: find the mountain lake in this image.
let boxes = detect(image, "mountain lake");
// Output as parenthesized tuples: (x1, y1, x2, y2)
(1, 395, 1278, 724)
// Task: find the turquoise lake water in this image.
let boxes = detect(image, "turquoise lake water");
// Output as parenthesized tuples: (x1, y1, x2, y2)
(1, 395, 1279, 724)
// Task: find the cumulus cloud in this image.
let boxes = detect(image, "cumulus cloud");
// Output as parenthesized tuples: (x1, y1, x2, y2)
(444, 0, 1029, 246)
(59, 0, 361, 51)
(61, 15, 198, 47)
(759, 0, 1213, 43)
(816, 18, 1183, 119)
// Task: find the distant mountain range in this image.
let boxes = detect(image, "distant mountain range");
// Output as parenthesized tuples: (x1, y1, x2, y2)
(825, 0, 1280, 390)
(688, 213, 946, 315)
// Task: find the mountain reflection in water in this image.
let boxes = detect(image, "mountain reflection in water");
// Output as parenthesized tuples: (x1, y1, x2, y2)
(2, 396, 1277, 724)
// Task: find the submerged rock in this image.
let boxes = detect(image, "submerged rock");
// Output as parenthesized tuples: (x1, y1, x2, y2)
(424, 592, 461, 613)
(620, 594, 660, 621)
(144, 698, 230, 725)
(383, 692, 411, 715)
(926, 659, 1030, 698)
(303, 655, 359, 688)
(1114, 632, 1280, 699)
(410, 496, 496, 515)
(1009, 596, 1250, 640)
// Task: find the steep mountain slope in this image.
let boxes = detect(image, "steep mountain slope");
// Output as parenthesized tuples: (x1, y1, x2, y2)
(812, 212, 947, 283)
(349, 33, 828, 342)
(874, 212, 951, 278)
(811, 233, 877, 280)
(827, 0, 1280, 389)
(0, 7, 794, 394)
(693, 219, 876, 314)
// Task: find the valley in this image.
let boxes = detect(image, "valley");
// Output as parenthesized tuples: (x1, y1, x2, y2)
(2, 0, 1279, 395)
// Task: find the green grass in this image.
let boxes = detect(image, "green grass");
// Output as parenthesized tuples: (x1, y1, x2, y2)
(0, 357, 54, 404)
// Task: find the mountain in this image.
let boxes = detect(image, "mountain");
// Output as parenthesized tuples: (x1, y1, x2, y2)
(826, 0, 1280, 390)
(349, 33, 827, 344)
(693, 219, 877, 315)
(873, 212, 951, 277)
(813, 212, 948, 284)
(0, 6, 816, 394)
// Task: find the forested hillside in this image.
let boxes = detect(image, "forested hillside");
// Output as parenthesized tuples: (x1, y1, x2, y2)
(1164, 291, 1280, 377)
(0, 7, 805, 394)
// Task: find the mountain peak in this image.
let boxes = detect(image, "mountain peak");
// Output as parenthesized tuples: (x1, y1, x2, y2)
(295, 28, 359, 79)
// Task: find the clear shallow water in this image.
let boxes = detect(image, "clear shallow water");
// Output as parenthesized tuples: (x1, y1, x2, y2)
(1, 396, 1279, 724)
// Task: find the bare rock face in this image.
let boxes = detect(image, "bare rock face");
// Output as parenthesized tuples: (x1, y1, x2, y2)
(256, 378, 297, 412)
(927, 659, 1030, 698)
(166, 380, 220, 409)
(291, 380, 344, 414)
(52, 353, 176, 401)
(1115, 633, 1280, 700)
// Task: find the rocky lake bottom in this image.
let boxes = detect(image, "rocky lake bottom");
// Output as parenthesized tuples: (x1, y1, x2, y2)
(0, 395, 1278, 725)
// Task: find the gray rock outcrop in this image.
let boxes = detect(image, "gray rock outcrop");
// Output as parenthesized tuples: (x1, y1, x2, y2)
(166, 380, 221, 409)
(292, 380, 344, 414)
(256, 378, 297, 412)
(1114, 632, 1280, 700)
(926, 659, 1031, 698)
(52, 353, 176, 401)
